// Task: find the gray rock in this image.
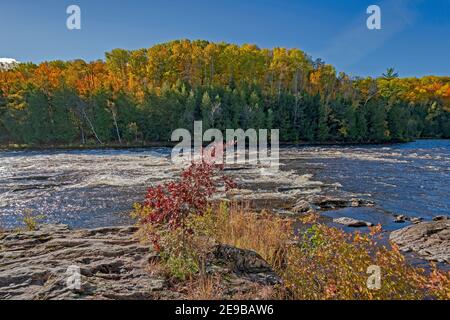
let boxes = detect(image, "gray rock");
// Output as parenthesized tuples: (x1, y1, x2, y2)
(410, 217, 423, 224)
(231, 194, 297, 211)
(292, 200, 313, 213)
(390, 220, 450, 263)
(0, 225, 280, 300)
(433, 215, 448, 222)
(394, 215, 408, 223)
(0, 225, 165, 300)
(291, 196, 375, 214)
(210, 244, 281, 285)
(312, 196, 349, 210)
(349, 198, 375, 207)
(333, 217, 374, 228)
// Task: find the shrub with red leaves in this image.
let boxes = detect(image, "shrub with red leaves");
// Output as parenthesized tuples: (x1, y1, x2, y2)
(136, 142, 236, 249)
(144, 161, 234, 228)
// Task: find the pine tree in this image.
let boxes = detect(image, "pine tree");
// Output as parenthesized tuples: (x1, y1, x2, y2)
(201, 91, 212, 130)
(317, 103, 330, 141)
(366, 100, 387, 142)
(23, 88, 53, 144)
(51, 88, 79, 143)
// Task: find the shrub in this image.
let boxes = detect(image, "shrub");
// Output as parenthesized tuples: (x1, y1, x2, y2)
(279, 222, 450, 300)
(132, 158, 235, 280)
(21, 209, 45, 231)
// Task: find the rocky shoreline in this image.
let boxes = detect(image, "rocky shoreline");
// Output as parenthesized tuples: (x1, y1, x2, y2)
(0, 225, 280, 300)
(1, 189, 448, 300)
(390, 219, 449, 263)
(1, 219, 448, 299)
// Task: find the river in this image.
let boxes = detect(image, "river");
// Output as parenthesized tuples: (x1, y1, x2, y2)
(0, 140, 449, 231)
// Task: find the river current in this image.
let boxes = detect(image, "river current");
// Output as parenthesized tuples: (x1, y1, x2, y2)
(0, 140, 448, 231)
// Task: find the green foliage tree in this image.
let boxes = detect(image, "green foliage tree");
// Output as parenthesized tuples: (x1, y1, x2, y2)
(0, 40, 448, 146)
(22, 88, 53, 144)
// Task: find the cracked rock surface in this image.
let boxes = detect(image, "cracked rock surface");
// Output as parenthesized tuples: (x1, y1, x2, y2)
(0, 225, 280, 300)
(389, 219, 449, 263)
(0, 225, 165, 300)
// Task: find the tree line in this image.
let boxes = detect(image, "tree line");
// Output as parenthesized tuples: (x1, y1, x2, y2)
(0, 39, 449, 146)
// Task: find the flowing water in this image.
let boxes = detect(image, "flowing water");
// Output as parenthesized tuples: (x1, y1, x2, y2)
(0, 140, 449, 231)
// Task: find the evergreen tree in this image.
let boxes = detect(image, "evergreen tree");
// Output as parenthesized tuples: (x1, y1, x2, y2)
(23, 88, 52, 144)
(317, 103, 330, 141)
(366, 100, 387, 142)
(51, 88, 79, 143)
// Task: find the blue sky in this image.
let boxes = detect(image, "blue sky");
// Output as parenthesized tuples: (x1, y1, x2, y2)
(0, 0, 449, 77)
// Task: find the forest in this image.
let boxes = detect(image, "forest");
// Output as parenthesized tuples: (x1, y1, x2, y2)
(0, 39, 449, 146)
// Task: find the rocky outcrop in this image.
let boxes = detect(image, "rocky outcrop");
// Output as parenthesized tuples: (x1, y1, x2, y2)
(226, 189, 375, 214)
(0, 224, 165, 300)
(390, 219, 449, 263)
(0, 225, 280, 300)
(393, 214, 424, 224)
(229, 191, 297, 211)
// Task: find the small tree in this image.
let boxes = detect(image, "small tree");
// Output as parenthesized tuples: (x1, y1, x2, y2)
(382, 68, 399, 80)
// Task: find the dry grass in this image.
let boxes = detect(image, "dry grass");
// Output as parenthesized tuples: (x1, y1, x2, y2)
(144, 258, 166, 278)
(178, 275, 225, 300)
(212, 203, 292, 271)
(203, 205, 449, 300)
(136, 202, 450, 300)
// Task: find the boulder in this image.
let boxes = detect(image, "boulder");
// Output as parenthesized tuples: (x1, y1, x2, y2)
(410, 217, 423, 224)
(390, 220, 449, 263)
(312, 196, 349, 209)
(210, 244, 281, 285)
(394, 215, 408, 223)
(292, 200, 314, 213)
(292, 196, 375, 214)
(333, 217, 374, 228)
(230, 193, 297, 211)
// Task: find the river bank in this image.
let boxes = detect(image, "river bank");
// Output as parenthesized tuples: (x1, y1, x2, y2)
(0, 224, 280, 300)
(0, 138, 423, 152)
(1, 211, 448, 300)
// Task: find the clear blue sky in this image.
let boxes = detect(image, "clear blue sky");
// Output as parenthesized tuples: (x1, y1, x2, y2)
(0, 0, 449, 77)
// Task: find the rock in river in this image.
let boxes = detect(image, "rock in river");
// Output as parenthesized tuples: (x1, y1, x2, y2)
(390, 219, 449, 263)
(333, 217, 374, 228)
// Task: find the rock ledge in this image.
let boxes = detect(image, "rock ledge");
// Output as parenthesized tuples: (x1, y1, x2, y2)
(0, 225, 279, 300)
(389, 219, 449, 263)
